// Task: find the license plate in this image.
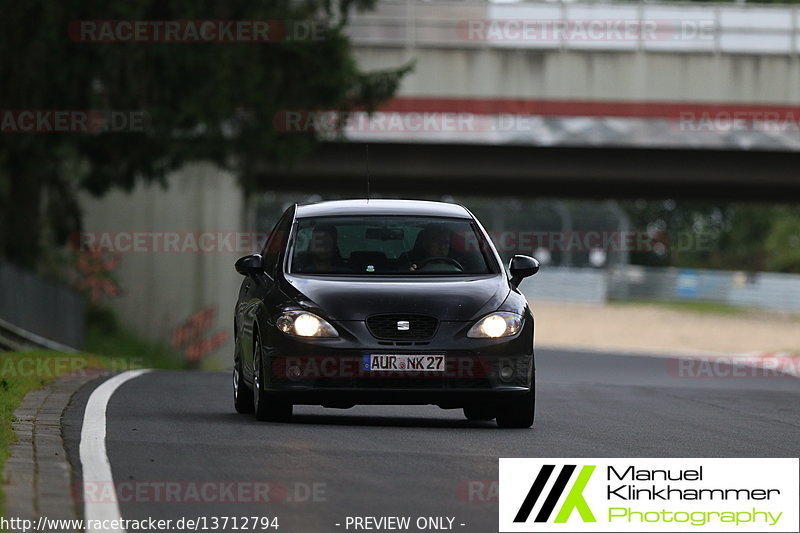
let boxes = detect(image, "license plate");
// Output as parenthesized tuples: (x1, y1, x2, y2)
(363, 354, 445, 372)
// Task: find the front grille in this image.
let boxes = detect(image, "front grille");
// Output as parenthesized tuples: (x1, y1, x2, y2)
(366, 314, 439, 340)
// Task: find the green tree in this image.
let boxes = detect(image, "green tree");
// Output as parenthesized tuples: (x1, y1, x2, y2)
(707, 205, 773, 271)
(623, 200, 800, 273)
(765, 209, 800, 273)
(0, 0, 409, 268)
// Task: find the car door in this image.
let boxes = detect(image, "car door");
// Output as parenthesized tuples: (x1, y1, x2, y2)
(241, 205, 295, 381)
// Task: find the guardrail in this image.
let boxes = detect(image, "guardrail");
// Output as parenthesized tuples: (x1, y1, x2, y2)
(0, 262, 85, 351)
(521, 265, 800, 312)
(0, 317, 79, 353)
(608, 265, 800, 312)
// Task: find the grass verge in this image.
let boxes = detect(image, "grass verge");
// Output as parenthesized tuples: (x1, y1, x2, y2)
(85, 307, 183, 370)
(1, 308, 182, 521)
(0, 351, 108, 521)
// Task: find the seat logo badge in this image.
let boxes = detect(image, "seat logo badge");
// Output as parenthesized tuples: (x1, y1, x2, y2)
(397, 320, 410, 331)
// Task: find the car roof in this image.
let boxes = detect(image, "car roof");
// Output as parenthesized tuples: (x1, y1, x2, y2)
(295, 199, 473, 219)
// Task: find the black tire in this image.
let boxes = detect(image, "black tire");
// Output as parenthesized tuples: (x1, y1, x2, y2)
(496, 389, 535, 428)
(233, 357, 254, 413)
(252, 332, 293, 422)
(463, 404, 496, 421)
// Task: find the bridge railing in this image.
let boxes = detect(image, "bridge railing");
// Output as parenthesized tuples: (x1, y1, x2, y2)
(348, 1, 800, 55)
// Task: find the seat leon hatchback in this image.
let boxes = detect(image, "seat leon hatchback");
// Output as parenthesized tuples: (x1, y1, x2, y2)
(232, 199, 540, 428)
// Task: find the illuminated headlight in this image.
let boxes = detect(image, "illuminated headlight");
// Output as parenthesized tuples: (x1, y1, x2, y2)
(276, 311, 338, 337)
(467, 312, 523, 339)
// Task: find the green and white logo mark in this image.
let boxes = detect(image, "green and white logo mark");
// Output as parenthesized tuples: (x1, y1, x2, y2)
(514, 465, 596, 524)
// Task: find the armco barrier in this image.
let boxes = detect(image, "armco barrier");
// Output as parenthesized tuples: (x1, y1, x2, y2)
(520, 267, 608, 305)
(607, 266, 800, 312)
(522, 265, 800, 312)
(0, 262, 85, 350)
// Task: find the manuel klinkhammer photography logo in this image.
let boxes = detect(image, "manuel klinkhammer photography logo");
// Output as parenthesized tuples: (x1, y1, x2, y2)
(499, 458, 799, 532)
(514, 465, 596, 524)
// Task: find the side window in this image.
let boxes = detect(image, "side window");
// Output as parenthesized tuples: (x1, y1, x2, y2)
(261, 206, 295, 275)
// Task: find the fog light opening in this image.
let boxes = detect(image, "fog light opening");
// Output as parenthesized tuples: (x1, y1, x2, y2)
(287, 365, 302, 380)
(499, 365, 514, 382)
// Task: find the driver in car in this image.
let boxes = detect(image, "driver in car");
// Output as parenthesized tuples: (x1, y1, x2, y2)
(408, 225, 454, 271)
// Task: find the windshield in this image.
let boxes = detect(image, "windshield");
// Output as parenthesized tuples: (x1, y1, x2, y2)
(289, 216, 497, 276)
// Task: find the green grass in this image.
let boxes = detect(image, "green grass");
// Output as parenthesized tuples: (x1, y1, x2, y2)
(0, 351, 109, 521)
(84, 307, 183, 370)
(0, 308, 183, 522)
(609, 299, 748, 316)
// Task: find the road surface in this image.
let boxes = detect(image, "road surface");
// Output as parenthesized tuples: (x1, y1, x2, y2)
(63, 348, 800, 532)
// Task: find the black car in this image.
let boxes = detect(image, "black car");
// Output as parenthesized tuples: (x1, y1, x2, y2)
(232, 199, 540, 428)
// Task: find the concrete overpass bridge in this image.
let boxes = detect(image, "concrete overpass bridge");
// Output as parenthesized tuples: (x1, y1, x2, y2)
(261, 142, 798, 201)
(349, 1, 800, 104)
(264, 0, 800, 200)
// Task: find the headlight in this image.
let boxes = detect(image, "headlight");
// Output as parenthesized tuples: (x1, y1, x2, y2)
(276, 311, 338, 337)
(467, 312, 523, 338)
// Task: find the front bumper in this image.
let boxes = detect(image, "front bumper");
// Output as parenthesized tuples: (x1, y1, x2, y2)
(263, 387, 533, 408)
(259, 318, 534, 406)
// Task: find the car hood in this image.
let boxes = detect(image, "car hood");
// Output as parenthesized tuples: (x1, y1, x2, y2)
(281, 274, 510, 321)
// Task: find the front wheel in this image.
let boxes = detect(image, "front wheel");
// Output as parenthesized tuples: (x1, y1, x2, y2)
(233, 358, 254, 413)
(496, 389, 535, 428)
(252, 332, 293, 422)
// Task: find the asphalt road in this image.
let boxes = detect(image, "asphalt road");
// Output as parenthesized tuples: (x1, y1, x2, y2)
(63, 348, 800, 533)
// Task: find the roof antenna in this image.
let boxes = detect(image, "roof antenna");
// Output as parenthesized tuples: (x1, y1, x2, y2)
(366, 143, 370, 203)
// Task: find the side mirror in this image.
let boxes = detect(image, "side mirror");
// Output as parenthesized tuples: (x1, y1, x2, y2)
(235, 254, 264, 276)
(509, 255, 539, 288)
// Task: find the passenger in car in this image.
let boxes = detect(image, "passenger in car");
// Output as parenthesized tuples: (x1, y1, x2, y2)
(295, 224, 349, 273)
